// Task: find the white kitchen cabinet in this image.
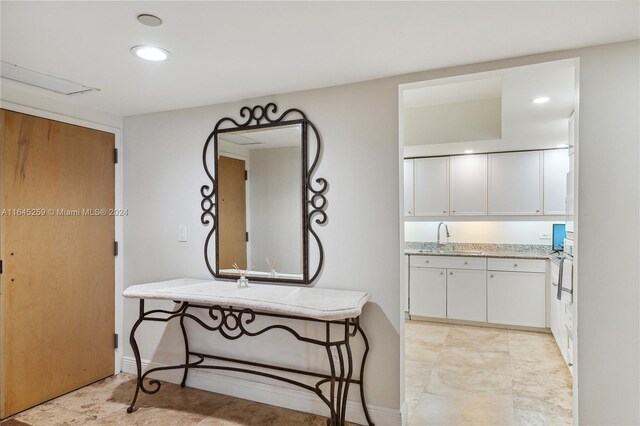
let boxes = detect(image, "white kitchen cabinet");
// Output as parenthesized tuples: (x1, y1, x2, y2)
(543, 149, 569, 215)
(403, 159, 414, 216)
(404, 255, 410, 313)
(446, 269, 486, 322)
(487, 271, 546, 327)
(409, 267, 446, 318)
(488, 151, 543, 215)
(414, 157, 449, 216)
(450, 154, 487, 216)
(549, 262, 564, 342)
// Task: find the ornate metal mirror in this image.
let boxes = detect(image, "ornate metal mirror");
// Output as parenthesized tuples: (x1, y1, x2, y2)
(201, 104, 327, 285)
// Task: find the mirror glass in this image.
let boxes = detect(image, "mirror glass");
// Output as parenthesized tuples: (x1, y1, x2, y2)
(216, 124, 303, 280)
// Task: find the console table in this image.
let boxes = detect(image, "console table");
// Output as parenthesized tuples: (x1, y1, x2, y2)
(123, 278, 374, 426)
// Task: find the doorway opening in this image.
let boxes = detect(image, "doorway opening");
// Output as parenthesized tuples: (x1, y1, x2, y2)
(398, 58, 579, 425)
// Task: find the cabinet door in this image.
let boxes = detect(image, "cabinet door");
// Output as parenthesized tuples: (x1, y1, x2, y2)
(446, 269, 486, 322)
(403, 159, 414, 216)
(414, 157, 449, 216)
(488, 151, 543, 215)
(487, 271, 545, 327)
(404, 255, 410, 313)
(450, 154, 487, 216)
(409, 267, 446, 318)
(543, 149, 569, 215)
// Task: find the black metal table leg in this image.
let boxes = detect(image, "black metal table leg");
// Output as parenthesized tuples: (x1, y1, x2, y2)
(127, 300, 145, 413)
(179, 303, 190, 388)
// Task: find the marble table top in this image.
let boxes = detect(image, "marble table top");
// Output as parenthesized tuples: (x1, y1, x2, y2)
(123, 278, 370, 321)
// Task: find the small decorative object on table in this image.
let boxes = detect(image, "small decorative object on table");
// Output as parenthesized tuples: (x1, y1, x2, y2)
(233, 263, 250, 288)
(265, 258, 278, 278)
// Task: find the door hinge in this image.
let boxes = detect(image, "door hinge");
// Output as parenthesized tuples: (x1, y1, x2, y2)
(114, 148, 119, 164)
(0, 260, 2, 274)
(244, 170, 248, 180)
(114, 333, 119, 349)
(246, 232, 249, 242)
(114, 241, 119, 256)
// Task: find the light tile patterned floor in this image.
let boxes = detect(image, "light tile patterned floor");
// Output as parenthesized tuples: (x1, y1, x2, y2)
(405, 320, 573, 426)
(2, 321, 572, 425)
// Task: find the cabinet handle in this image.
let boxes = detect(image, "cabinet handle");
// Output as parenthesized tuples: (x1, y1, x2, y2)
(443, 210, 446, 214)
(440, 272, 444, 275)
(552, 282, 558, 287)
(464, 261, 468, 265)
(449, 272, 453, 275)
(490, 274, 494, 278)
(425, 260, 429, 263)
(514, 264, 518, 267)
(452, 210, 456, 213)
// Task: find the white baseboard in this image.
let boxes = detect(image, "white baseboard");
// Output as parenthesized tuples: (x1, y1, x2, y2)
(400, 399, 408, 425)
(122, 356, 402, 425)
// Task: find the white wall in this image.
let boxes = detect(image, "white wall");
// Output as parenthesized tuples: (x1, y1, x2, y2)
(248, 146, 302, 274)
(123, 85, 404, 423)
(405, 221, 557, 245)
(572, 40, 639, 425)
(403, 98, 501, 145)
(122, 40, 639, 425)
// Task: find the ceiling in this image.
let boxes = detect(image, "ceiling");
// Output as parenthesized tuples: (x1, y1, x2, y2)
(1, 1, 638, 117)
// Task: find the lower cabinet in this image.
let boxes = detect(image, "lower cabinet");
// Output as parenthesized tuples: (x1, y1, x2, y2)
(446, 269, 486, 322)
(487, 271, 546, 327)
(409, 267, 446, 318)
(409, 255, 546, 328)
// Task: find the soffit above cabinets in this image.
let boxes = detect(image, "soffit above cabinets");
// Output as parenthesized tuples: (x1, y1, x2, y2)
(402, 59, 576, 153)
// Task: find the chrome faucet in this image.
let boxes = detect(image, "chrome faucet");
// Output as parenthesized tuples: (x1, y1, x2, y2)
(437, 222, 450, 247)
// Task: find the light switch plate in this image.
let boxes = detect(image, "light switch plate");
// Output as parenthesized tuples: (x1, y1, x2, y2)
(178, 225, 187, 242)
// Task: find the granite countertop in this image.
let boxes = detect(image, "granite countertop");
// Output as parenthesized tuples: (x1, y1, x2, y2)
(404, 243, 554, 260)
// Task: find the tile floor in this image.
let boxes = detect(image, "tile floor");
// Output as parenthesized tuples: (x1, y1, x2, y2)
(405, 321, 573, 425)
(2, 321, 572, 426)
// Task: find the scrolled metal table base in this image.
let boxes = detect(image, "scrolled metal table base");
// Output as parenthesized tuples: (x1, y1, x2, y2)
(126, 300, 374, 426)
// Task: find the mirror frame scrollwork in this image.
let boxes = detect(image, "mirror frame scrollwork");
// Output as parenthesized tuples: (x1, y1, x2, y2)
(201, 103, 327, 285)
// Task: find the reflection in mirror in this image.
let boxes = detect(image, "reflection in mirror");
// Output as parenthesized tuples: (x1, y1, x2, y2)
(217, 124, 303, 280)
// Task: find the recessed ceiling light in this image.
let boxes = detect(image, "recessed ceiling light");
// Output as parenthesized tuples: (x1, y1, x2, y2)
(131, 45, 170, 61)
(532, 96, 550, 104)
(137, 14, 163, 27)
(556, 143, 568, 148)
(464, 149, 474, 154)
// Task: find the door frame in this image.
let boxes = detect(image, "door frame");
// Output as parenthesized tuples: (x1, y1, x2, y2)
(0, 100, 124, 375)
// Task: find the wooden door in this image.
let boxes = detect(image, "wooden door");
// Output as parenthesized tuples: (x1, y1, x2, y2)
(414, 157, 449, 216)
(0, 110, 115, 417)
(218, 156, 247, 270)
(450, 154, 487, 216)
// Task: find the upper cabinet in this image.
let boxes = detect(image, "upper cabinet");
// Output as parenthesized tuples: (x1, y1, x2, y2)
(543, 150, 570, 215)
(488, 151, 543, 215)
(405, 149, 566, 218)
(414, 157, 449, 216)
(450, 154, 487, 216)
(404, 159, 414, 216)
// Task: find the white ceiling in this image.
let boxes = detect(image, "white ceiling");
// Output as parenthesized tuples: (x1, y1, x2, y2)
(1, 1, 638, 117)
